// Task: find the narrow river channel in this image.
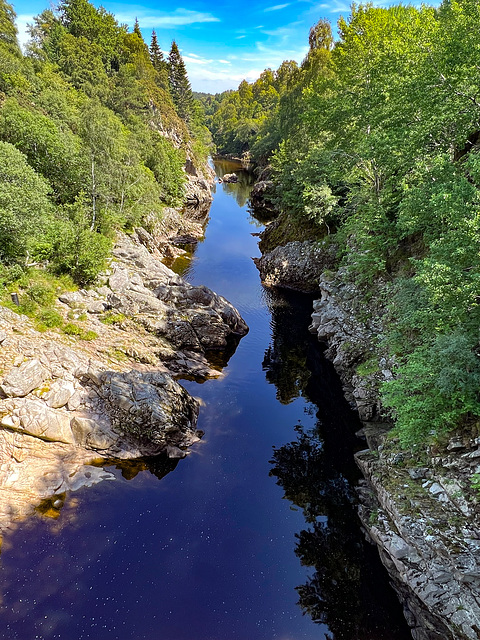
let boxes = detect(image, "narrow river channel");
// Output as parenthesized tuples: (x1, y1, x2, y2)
(0, 160, 411, 640)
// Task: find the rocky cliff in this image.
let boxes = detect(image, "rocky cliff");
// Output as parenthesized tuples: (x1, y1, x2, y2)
(254, 210, 480, 640)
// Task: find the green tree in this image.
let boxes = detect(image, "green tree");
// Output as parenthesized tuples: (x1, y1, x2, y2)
(0, 142, 53, 263)
(168, 40, 194, 123)
(150, 29, 169, 90)
(0, 0, 20, 54)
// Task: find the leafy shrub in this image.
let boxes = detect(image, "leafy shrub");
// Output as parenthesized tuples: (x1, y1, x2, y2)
(38, 308, 64, 328)
(382, 331, 480, 446)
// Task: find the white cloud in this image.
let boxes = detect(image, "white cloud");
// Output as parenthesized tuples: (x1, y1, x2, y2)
(218, 60, 231, 64)
(311, 1, 350, 13)
(114, 8, 220, 29)
(188, 65, 266, 93)
(16, 14, 34, 49)
(183, 54, 214, 65)
(260, 21, 302, 37)
(235, 35, 246, 39)
(264, 3, 291, 12)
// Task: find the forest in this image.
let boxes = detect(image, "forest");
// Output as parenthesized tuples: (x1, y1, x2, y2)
(0, 0, 207, 287)
(0, 0, 479, 451)
(201, 0, 480, 449)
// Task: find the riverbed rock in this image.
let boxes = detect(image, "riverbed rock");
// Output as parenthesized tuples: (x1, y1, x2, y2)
(109, 234, 248, 359)
(221, 172, 238, 183)
(0, 358, 47, 397)
(356, 445, 480, 640)
(249, 179, 277, 219)
(253, 240, 337, 293)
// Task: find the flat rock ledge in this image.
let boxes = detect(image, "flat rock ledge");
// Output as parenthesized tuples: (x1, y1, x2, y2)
(0, 228, 248, 535)
(0, 307, 201, 533)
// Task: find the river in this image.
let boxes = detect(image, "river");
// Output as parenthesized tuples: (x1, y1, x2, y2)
(0, 159, 411, 640)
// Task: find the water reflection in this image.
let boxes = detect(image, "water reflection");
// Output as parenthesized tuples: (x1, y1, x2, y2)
(264, 290, 410, 640)
(213, 158, 255, 208)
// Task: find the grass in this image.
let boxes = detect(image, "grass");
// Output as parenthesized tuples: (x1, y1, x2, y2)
(0, 267, 97, 340)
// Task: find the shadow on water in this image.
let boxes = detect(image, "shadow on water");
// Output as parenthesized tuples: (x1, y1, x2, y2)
(263, 288, 410, 640)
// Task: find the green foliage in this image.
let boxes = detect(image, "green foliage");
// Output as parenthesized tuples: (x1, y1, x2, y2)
(38, 307, 64, 329)
(0, 97, 86, 202)
(206, 2, 480, 447)
(62, 322, 97, 340)
(382, 332, 480, 446)
(168, 40, 195, 123)
(100, 311, 126, 325)
(471, 473, 480, 495)
(0, 141, 53, 264)
(51, 199, 113, 285)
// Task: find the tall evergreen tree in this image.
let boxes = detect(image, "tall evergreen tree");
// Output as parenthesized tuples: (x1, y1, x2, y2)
(149, 30, 168, 91)
(149, 30, 163, 70)
(168, 40, 194, 123)
(133, 17, 142, 39)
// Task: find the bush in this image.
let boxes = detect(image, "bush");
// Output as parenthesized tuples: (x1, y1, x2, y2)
(382, 331, 480, 447)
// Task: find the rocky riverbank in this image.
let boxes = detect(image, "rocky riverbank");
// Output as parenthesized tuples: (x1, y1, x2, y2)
(253, 204, 480, 640)
(0, 178, 248, 536)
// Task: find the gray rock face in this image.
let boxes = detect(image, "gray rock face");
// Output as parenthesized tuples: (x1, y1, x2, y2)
(356, 447, 480, 640)
(249, 180, 277, 218)
(0, 358, 47, 397)
(110, 235, 248, 359)
(221, 173, 238, 183)
(308, 270, 388, 420)
(253, 240, 337, 293)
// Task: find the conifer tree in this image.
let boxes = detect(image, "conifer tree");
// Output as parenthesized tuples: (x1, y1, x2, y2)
(150, 30, 169, 90)
(168, 40, 194, 123)
(149, 30, 164, 70)
(133, 17, 142, 40)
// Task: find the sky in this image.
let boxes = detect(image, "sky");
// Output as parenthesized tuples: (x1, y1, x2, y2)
(12, 0, 382, 94)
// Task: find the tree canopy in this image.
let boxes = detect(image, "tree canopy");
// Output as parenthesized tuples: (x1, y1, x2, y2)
(207, 4, 480, 448)
(0, 0, 205, 285)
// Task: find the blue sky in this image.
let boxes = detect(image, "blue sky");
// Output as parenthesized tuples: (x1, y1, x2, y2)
(13, 0, 368, 93)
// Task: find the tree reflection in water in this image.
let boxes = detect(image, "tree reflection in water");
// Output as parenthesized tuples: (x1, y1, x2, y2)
(263, 289, 410, 640)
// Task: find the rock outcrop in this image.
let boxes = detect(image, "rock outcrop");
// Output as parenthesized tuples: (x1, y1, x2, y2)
(254, 240, 337, 293)
(220, 172, 238, 183)
(356, 442, 480, 640)
(0, 218, 248, 535)
(249, 180, 277, 219)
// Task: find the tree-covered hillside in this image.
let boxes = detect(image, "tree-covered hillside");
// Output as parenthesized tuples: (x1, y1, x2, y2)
(0, 0, 208, 286)
(209, 1, 480, 448)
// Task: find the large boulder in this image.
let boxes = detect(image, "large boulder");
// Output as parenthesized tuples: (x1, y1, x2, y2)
(221, 173, 238, 183)
(1, 359, 47, 397)
(253, 240, 337, 293)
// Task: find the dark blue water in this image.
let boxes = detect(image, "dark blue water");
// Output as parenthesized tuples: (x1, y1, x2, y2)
(0, 161, 411, 640)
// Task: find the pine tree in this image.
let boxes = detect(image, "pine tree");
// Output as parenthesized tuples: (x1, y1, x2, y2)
(149, 30, 163, 69)
(168, 40, 194, 123)
(133, 17, 142, 40)
(150, 30, 169, 91)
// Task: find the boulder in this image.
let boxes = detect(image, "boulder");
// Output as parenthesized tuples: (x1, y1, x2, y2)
(1, 359, 47, 397)
(222, 173, 238, 183)
(253, 240, 337, 293)
(43, 379, 76, 409)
